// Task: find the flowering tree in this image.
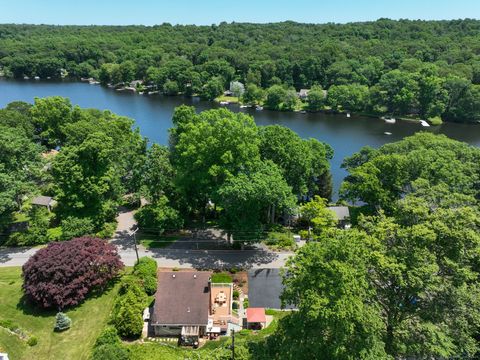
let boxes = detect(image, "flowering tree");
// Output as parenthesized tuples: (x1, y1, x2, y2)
(22, 237, 124, 309)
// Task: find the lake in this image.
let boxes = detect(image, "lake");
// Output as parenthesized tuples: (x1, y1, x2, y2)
(1, 78, 479, 199)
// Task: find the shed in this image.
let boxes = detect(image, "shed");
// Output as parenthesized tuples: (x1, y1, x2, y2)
(31, 196, 56, 211)
(246, 308, 266, 330)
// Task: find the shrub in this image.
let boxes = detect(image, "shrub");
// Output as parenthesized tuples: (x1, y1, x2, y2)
(0, 319, 17, 331)
(111, 290, 144, 338)
(118, 276, 147, 304)
(22, 237, 124, 309)
(27, 336, 38, 346)
(428, 116, 443, 125)
(233, 290, 240, 300)
(92, 343, 129, 360)
(95, 326, 121, 347)
(96, 221, 117, 239)
(243, 299, 249, 309)
(60, 216, 95, 240)
(46, 226, 63, 241)
(232, 302, 239, 310)
(133, 257, 157, 295)
(8, 207, 52, 246)
(298, 230, 309, 240)
(54, 312, 71, 331)
(264, 231, 295, 250)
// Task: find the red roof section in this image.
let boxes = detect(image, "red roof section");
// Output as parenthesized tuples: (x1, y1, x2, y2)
(246, 307, 266, 323)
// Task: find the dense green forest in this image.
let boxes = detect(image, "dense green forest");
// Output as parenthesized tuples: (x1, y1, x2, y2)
(0, 98, 332, 245)
(0, 20, 480, 122)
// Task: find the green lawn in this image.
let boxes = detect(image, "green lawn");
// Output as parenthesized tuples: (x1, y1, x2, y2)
(139, 234, 179, 249)
(211, 272, 233, 283)
(215, 95, 239, 103)
(0, 267, 119, 360)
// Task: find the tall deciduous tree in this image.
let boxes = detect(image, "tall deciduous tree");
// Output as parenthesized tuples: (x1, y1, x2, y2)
(52, 132, 121, 227)
(216, 160, 296, 242)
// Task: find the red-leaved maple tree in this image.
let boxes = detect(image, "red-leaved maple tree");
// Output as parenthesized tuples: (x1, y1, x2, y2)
(22, 237, 124, 309)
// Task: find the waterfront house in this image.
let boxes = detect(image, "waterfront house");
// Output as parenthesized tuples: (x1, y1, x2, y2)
(298, 89, 310, 99)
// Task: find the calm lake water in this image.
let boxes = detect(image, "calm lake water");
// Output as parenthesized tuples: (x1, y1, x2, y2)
(1, 78, 479, 199)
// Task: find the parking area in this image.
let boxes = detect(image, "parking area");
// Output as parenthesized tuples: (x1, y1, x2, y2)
(247, 268, 296, 310)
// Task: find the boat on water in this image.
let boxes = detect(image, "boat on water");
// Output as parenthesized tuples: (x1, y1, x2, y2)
(301, 110, 307, 114)
(219, 101, 229, 105)
(384, 132, 392, 135)
(383, 117, 396, 124)
(34, 76, 40, 80)
(346, 113, 351, 118)
(239, 105, 249, 108)
(256, 105, 264, 111)
(420, 120, 430, 127)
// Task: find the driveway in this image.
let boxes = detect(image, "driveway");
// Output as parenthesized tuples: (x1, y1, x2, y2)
(248, 268, 296, 309)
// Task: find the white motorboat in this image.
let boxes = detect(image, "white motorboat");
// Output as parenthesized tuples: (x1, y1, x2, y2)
(420, 120, 430, 127)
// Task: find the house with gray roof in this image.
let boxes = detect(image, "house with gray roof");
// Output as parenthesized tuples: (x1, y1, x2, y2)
(151, 271, 211, 343)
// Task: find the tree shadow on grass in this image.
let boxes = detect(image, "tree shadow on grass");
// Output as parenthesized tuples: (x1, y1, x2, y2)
(16, 278, 119, 316)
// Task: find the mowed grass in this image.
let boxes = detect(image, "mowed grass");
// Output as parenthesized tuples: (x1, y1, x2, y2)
(139, 234, 179, 249)
(0, 267, 119, 360)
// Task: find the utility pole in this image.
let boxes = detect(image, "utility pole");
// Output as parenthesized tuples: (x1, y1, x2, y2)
(130, 227, 139, 264)
(230, 329, 235, 360)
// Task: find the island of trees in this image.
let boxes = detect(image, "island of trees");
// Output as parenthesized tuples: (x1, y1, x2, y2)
(0, 19, 480, 122)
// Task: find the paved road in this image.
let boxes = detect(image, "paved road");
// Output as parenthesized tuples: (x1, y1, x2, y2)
(0, 241, 292, 269)
(0, 208, 293, 269)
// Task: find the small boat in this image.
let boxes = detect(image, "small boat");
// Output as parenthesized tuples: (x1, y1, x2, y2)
(420, 120, 430, 127)
(384, 117, 396, 124)
(34, 76, 40, 80)
(219, 101, 229, 105)
(239, 105, 249, 108)
(138, 92, 144, 95)
(23, 76, 30, 80)
(301, 110, 307, 114)
(255, 105, 263, 111)
(346, 113, 351, 118)
(384, 132, 392, 136)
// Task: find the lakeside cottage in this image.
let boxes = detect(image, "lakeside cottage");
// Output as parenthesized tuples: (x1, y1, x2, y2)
(298, 89, 310, 99)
